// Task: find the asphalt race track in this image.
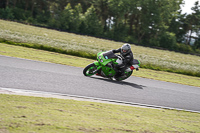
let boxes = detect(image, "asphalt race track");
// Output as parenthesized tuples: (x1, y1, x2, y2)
(0, 55, 200, 112)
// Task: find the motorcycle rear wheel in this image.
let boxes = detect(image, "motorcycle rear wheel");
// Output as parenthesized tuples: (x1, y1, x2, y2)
(83, 63, 98, 76)
(115, 71, 133, 81)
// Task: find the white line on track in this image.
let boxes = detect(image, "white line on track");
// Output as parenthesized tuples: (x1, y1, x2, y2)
(0, 87, 199, 113)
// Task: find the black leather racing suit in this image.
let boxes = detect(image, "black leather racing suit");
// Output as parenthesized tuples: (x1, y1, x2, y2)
(112, 48, 134, 75)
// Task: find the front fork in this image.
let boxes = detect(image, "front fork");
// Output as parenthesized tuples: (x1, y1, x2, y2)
(93, 61, 102, 73)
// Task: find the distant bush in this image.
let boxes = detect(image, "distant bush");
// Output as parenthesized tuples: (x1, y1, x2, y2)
(82, 5, 103, 36)
(159, 32, 176, 50)
(0, 7, 14, 19)
(175, 43, 194, 53)
(12, 8, 31, 21)
(195, 48, 200, 54)
(26, 17, 36, 24)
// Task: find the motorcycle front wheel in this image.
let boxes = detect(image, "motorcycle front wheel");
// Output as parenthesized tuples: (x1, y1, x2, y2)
(83, 63, 98, 76)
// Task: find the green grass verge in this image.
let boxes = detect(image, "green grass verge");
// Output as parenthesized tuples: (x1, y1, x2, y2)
(0, 19, 200, 77)
(0, 94, 200, 133)
(0, 38, 96, 60)
(1, 43, 200, 87)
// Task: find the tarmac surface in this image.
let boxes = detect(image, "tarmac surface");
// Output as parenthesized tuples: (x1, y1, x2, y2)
(0, 55, 200, 112)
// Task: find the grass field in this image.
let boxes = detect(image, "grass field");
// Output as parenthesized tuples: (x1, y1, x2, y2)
(0, 19, 200, 77)
(0, 94, 200, 133)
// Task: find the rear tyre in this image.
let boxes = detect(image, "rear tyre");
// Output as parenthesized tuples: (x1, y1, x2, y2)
(83, 63, 98, 76)
(115, 71, 133, 81)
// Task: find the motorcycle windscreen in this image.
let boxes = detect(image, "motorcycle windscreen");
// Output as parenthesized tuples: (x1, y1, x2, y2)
(103, 51, 118, 59)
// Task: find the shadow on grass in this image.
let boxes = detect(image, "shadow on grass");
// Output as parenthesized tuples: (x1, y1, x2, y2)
(90, 76, 145, 89)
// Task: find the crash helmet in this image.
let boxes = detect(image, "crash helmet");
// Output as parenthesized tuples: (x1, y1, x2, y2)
(121, 43, 131, 56)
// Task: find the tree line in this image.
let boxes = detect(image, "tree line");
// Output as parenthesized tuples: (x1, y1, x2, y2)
(0, 0, 200, 54)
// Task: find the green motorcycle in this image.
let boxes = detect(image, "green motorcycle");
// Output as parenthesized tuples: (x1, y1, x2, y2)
(83, 50, 140, 81)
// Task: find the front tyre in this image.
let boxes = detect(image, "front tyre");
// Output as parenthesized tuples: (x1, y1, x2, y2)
(83, 63, 98, 76)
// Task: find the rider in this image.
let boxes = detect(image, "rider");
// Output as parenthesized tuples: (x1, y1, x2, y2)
(112, 43, 134, 77)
